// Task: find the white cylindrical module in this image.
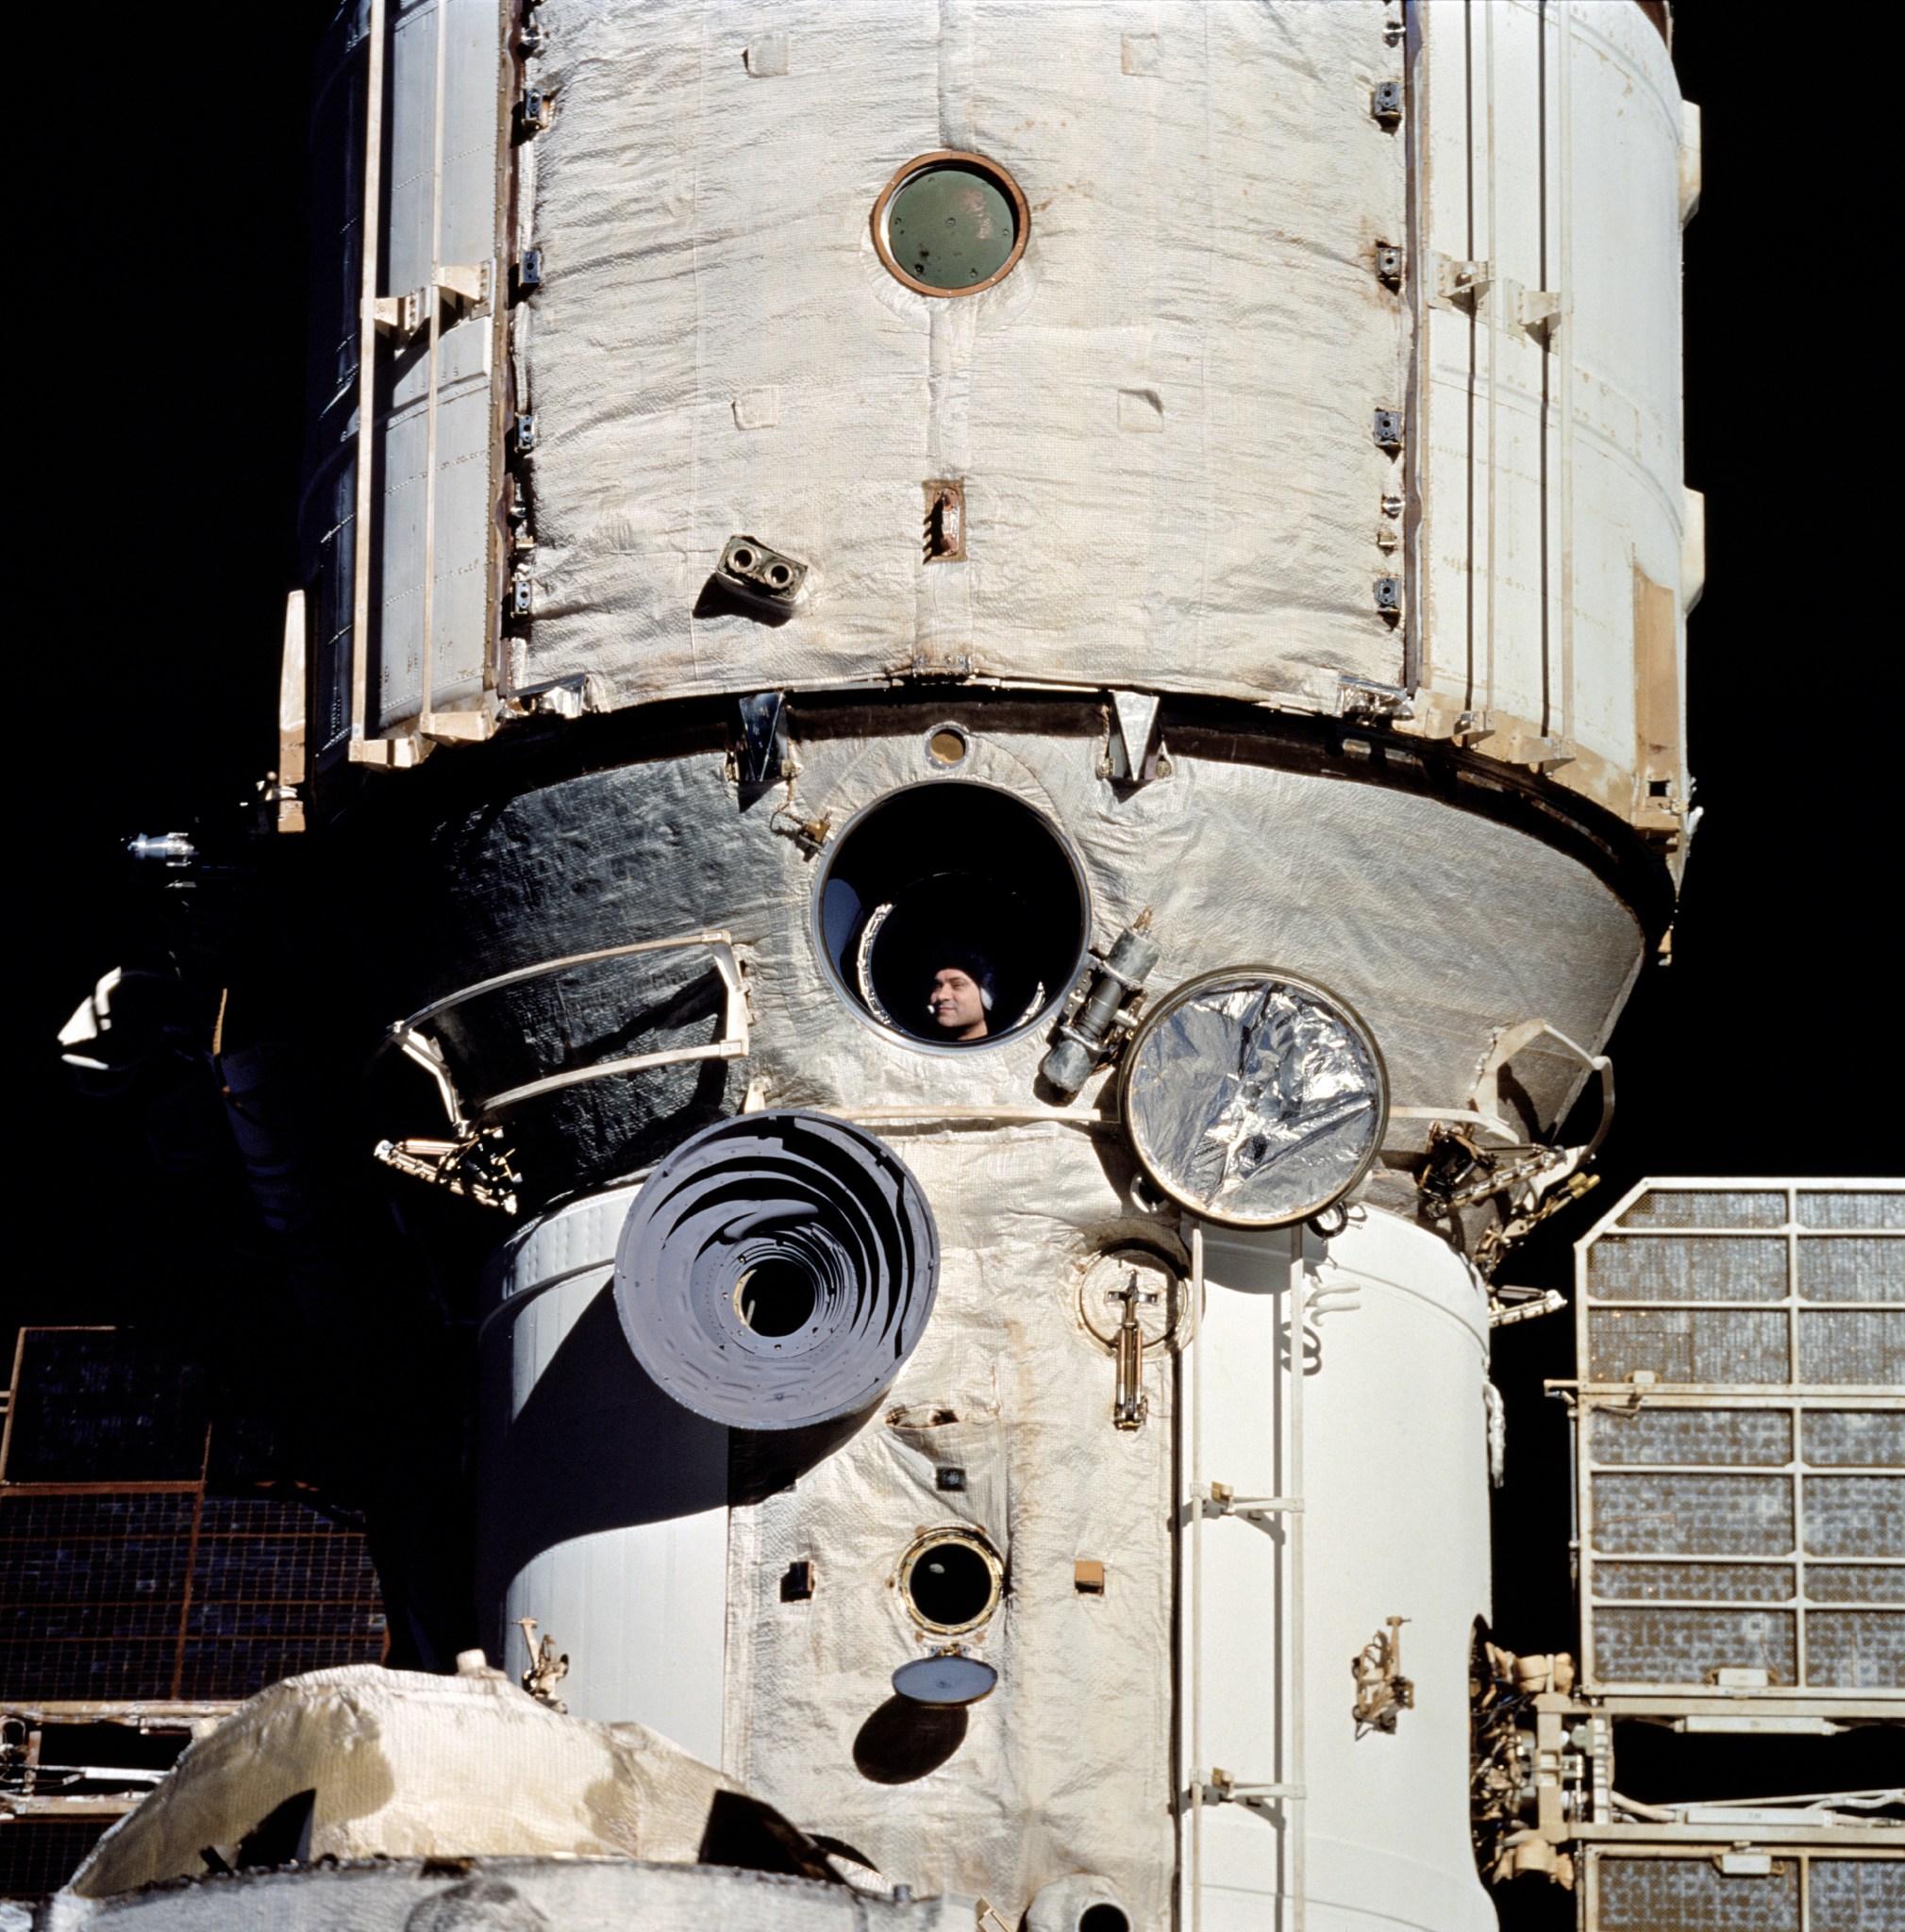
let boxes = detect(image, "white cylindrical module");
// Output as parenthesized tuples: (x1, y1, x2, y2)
(479, 1185, 730, 1762)
(1189, 1214, 1495, 1932)
(283, 3, 1698, 1929)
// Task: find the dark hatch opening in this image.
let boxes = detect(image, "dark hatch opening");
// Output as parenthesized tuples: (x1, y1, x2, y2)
(816, 782, 1087, 1050)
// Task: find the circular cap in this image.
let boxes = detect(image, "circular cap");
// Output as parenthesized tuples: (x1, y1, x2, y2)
(613, 1110, 939, 1429)
(1121, 969, 1388, 1228)
(893, 1653, 998, 1707)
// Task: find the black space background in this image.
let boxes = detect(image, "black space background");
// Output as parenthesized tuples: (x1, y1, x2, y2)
(16, 8, 1900, 1924)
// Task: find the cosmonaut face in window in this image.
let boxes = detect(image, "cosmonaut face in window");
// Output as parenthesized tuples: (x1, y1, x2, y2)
(927, 961, 992, 1041)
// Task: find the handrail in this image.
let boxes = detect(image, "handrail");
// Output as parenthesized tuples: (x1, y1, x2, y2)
(371, 931, 748, 1129)
(349, 0, 387, 749)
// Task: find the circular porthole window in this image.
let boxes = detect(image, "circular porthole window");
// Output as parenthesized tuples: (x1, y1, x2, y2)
(898, 1528, 1004, 1635)
(872, 151, 1029, 297)
(815, 781, 1089, 1051)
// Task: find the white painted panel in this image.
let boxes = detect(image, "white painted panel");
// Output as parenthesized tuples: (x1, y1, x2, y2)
(480, 1186, 731, 1760)
(1188, 1213, 1496, 1932)
(1413, 0, 1686, 824)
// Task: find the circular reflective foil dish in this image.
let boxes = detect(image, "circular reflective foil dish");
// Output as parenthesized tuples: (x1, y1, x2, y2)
(1121, 969, 1388, 1228)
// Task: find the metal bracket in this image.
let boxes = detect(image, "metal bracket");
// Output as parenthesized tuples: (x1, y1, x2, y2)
(1105, 690, 1165, 783)
(907, 652, 975, 680)
(1469, 1019, 1614, 1197)
(1197, 1481, 1303, 1524)
(1371, 79, 1403, 127)
(375, 1127, 521, 1214)
(1339, 675, 1415, 722)
(1374, 242, 1405, 290)
(1435, 255, 1493, 315)
(1487, 1285, 1568, 1329)
(1518, 287, 1562, 346)
(380, 266, 493, 342)
(737, 691, 791, 786)
(373, 289, 425, 340)
(1352, 1616, 1414, 1737)
(1372, 408, 1404, 453)
(1196, 1768, 1307, 1814)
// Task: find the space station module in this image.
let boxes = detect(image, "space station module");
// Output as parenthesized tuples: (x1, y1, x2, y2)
(48, 5, 1721, 1930)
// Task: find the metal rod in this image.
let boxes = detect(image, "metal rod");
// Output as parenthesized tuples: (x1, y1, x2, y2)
(377, 931, 737, 1042)
(1288, 1232, 1307, 1932)
(837, 1106, 1119, 1131)
(419, 0, 450, 728)
(476, 1037, 745, 1120)
(1188, 1221, 1205, 1932)
(350, 0, 389, 746)
(1482, 0, 1497, 722)
(1556, 0, 1575, 750)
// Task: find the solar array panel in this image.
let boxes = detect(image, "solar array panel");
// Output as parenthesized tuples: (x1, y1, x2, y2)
(1589, 1850, 1905, 1932)
(0, 1331, 388, 1705)
(1574, 1184, 1903, 1697)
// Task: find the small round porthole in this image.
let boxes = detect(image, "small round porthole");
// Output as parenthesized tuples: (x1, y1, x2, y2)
(926, 723, 969, 767)
(898, 1528, 1003, 1635)
(872, 151, 1029, 297)
(814, 781, 1089, 1051)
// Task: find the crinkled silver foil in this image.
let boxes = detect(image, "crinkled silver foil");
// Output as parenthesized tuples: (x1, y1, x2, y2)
(1126, 979, 1384, 1224)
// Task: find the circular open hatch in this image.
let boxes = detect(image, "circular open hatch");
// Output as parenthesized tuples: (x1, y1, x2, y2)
(815, 781, 1088, 1051)
(897, 1528, 1004, 1636)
